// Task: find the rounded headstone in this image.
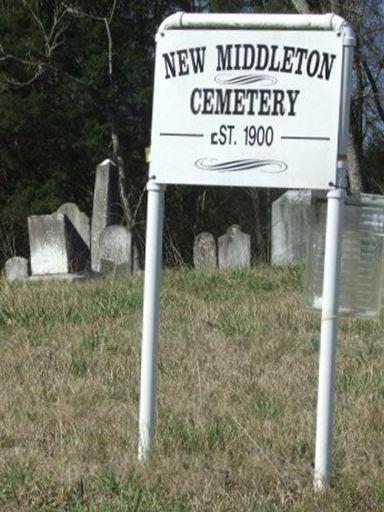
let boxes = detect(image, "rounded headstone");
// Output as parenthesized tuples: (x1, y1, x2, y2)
(99, 225, 132, 276)
(271, 190, 312, 266)
(4, 257, 29, 282)
(218, 225, 251, 269)
(193, 232, 217, 269)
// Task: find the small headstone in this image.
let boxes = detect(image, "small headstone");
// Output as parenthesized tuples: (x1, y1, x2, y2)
(99, 225, 132, 276)
(4, 257, 29, 282)
(28, 213, 89, 275)
(218, 225, 251, 269)
(91, 159, 121, 272)
(57, 203, 90, 248)
(271, 190, 312, 266)
(193, 232, 217, 269)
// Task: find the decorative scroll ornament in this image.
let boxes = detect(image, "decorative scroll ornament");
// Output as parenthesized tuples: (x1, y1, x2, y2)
(214, 74, 277, 86)
(195, 158, 287, 173)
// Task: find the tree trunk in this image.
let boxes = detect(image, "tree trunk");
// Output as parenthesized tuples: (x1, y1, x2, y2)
(291, 0, 363, 191)
(249, 189, 264, 261)
(348, 54, 364, 191)
(347, 132, 363, 191)
(192, 0, 210, 235)
(104, 16, 134, 228)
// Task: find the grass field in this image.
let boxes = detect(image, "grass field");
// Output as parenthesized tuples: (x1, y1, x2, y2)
(0, 266, 383, 511)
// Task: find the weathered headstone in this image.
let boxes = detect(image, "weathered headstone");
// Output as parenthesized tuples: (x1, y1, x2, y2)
(193, 232, 217, 269)
(91, 159, 121, 271)
(28, 213, 89, 275)
(218, 225, 251, 269)
(57, 203, 90, 248)
(4, 257, 29, 282)
(271, 190, 312, 266)
(99, 225, 132, 276)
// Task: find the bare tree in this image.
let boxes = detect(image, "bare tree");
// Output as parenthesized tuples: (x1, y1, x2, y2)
(0, 0, 70, 89)
(65, 0, 134, 227)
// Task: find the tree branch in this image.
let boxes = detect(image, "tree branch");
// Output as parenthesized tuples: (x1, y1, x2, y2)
(362, 58, 384, 123)
(108, 0, 117, 24)
(104, 17, 113, 78)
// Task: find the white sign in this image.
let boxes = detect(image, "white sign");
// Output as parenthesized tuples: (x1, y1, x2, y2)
(149, 30, 343, 189)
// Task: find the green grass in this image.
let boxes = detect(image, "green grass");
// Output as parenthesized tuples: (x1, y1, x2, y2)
(0, 265, 383, 510)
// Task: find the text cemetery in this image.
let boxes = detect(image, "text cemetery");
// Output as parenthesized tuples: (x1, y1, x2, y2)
(163, 44, 336, 117)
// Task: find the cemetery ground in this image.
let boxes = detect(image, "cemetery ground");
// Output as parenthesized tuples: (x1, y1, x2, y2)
(0, 266, 383, 511)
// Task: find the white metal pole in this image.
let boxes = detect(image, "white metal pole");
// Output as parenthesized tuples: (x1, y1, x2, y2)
(314, 21, 354, 491)
(314, 188, 345, 490)
(138, 181, 166, 461)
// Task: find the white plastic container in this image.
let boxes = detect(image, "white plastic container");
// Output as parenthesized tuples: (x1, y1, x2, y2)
(305, 194, 384, 319)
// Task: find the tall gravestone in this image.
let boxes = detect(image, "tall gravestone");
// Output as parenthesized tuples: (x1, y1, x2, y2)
(28, 213, 89, 275)
(271, 190, 312, 266)
(91, 159, 121, 272)
(99, 225, 132, 276)
(4, 257, 29, 282)
(218, 225, 251, 269)
(193, 232, 217, 269)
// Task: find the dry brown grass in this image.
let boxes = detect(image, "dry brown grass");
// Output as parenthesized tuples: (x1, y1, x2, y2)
(0, 266, 383, 510)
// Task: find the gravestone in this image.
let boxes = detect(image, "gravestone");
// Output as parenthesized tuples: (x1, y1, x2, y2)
(271, 190, 312, 266)
(99, 225, 132, 276)
(91, 159, 121, 272)
(28, 213, 89, 275)
(305, 194, 384, 318)
(193, 232, 217, 269)
(57, 203, 90, 248)
(218, 225, 251, 269)
(4, 257, 29, 282)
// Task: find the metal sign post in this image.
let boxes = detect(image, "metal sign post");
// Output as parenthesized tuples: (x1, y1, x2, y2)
(138, 12, 355, 489)
(314, 22, 355, 489)
(138, 182, 166, 460)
